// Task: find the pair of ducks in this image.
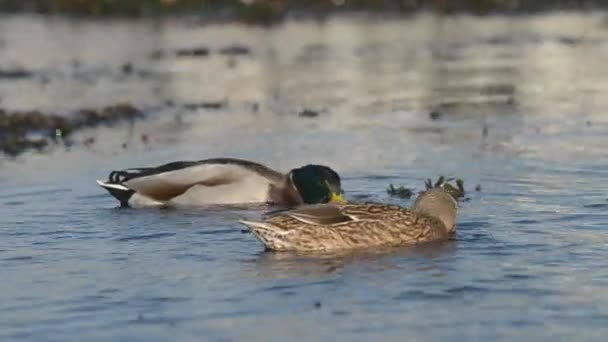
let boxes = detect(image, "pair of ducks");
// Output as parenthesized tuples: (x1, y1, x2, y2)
(97, 158, 459, 252)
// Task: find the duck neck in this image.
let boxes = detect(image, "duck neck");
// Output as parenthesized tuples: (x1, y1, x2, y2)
(268, 176, 304, 205)
(283, 176, 305, 204)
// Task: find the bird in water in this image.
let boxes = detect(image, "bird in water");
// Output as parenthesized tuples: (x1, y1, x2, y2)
(239, 185, 458, 252)
(97, 158, 344, 208)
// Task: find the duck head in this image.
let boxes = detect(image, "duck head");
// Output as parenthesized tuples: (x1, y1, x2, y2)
(289, 164, 344, 204)
(411, 188, 459, 233)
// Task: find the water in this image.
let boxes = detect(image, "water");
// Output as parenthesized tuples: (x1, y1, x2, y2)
(2, 12, 608, 341)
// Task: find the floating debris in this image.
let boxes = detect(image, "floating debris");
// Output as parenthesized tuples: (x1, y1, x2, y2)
(557, 36, 581, 45)
(298, 109, 321, 118)
(0, 68, 33, 79)
(121, 63, 134, 74)
(483, 36, 514, 46)
(218, 45, 251, 56)
(83, 137, 95, 147)
(429, 110, 443, 120)
(176, 47, 210, 57)
(183, 101, 227, 110)
(387, 184, 413, 199)
(475, 184, 482, 192)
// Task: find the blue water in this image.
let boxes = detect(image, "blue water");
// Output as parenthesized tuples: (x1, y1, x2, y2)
(2, 13, 608, 341)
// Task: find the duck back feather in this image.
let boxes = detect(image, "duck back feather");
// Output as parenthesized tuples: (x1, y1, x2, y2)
(98, 158, 285, 207)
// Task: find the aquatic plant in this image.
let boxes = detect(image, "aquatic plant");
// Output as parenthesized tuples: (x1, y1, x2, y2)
(425, 176, 465, 200)
(386, 184, 413, 199)
(387, 176, 468, 201)
(0, 103, 144, 157)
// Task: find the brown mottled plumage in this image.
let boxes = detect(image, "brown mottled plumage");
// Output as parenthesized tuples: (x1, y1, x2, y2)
(240, 187, 459, 252)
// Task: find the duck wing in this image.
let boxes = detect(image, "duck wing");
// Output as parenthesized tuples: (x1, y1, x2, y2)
(243, 203, 449, 251)
(268, 204, 355, 225)
(104, 158, 283, 202)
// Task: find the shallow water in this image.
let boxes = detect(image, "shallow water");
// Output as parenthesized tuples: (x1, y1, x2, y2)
(2, 12, 608, 341)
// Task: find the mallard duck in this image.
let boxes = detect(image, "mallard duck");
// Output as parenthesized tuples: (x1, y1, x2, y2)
(96, 158, 344, 208)
(239, 186, 458, 252)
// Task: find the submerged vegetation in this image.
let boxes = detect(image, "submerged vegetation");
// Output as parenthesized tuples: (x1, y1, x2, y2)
(386, 184, 413, 199)
(425, 176, 465, 200)
(387, 177, 471, 201)
(0, 0, 600, 23)
(0, 104, 144, 157)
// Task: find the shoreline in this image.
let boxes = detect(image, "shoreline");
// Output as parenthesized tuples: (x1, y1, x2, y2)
(0, 1, 601, 24)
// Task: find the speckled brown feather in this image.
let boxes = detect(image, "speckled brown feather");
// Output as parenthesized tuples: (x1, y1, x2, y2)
(240, 203, 452, 252)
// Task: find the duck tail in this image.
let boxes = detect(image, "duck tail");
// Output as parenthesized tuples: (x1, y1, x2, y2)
(96, 180, 135, 207)
(239, 220, 289, 251)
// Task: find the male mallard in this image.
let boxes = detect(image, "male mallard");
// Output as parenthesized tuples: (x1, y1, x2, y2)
(239, 186, 458, 252)
(96, 158, 344, 208)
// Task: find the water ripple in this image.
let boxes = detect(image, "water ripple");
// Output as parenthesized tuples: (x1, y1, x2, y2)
(3, 256, 34, 261)
(1, 13, 607, 342)
(583, 203, 608, 209)
(512, 219, 541, 224)
(115, 232, 175, 242)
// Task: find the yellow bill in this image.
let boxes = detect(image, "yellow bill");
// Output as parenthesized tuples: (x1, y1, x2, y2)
(330, 192, 346, 204)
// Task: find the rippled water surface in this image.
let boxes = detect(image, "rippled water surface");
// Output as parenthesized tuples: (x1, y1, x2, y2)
(2, 13, 608, 341)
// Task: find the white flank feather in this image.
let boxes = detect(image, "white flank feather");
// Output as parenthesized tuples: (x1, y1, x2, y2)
(96, 179, 129, 191)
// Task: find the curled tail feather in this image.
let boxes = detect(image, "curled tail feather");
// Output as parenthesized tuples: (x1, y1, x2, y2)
(96, 180, 134, 207)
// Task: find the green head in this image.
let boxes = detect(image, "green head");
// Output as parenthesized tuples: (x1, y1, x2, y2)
(289, 164, 344, 204)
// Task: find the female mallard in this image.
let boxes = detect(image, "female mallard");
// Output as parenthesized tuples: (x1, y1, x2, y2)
(239, 186, 458, 252)
(97, 158, 344, 208)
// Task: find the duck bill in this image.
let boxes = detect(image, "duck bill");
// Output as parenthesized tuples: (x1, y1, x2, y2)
(329, 192, 346, 204)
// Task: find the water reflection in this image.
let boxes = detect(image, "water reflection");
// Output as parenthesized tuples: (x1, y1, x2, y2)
(1, 13, 605, 169)
(2, 13, 608, 341)
(251, 241, 457, 280)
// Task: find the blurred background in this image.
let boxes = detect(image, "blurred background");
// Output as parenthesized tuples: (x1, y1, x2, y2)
(0, 0, 604, 18)
(0, 0, 605, 163)
(2, 1, 608, 341)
